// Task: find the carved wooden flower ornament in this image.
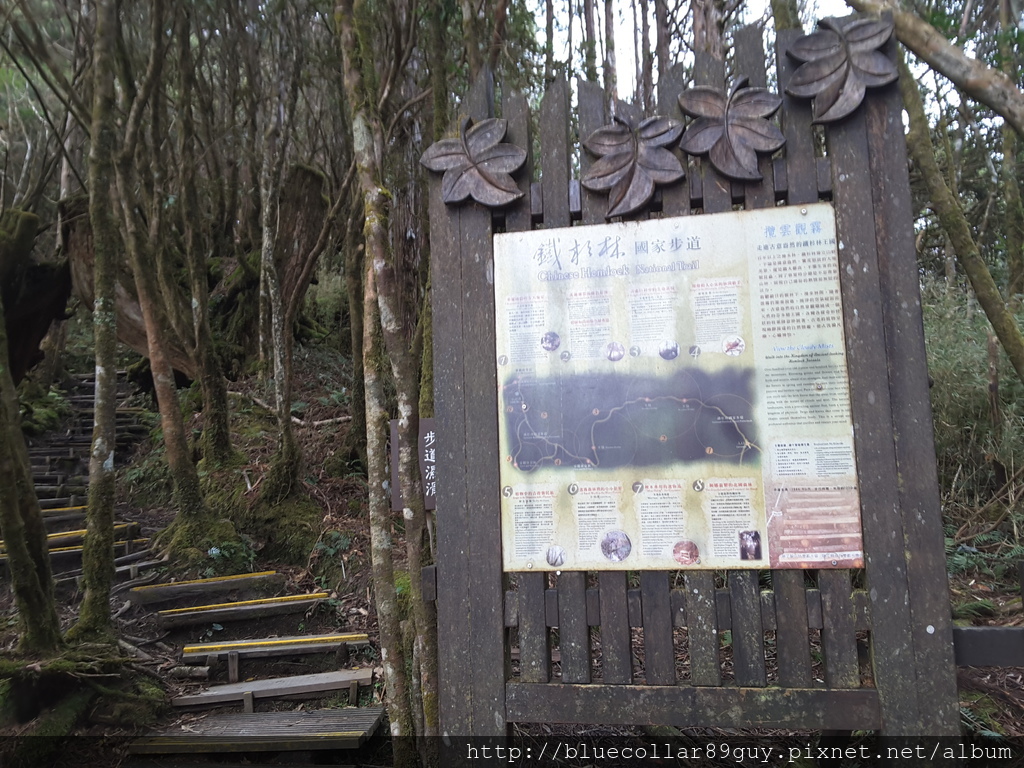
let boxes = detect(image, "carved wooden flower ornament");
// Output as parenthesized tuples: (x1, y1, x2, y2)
(785, 17, 898, 124)
(580, 115, 685, 219)
(678, 77, 785, 181)
(419, 117, 527, 207)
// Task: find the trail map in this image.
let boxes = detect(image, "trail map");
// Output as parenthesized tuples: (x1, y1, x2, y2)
(502, 370, 758, 471)
(493, 204, 864, 571)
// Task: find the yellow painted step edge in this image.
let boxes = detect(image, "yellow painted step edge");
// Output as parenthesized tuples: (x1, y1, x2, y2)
(158, 592, 329, 615)
(132, 570, 278, 591)
(182, 633, 368, 654)
(46, 539, 149, 554)
(0, 523, 133, 548)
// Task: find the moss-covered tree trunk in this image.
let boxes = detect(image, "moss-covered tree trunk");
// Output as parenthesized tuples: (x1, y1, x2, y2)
(336, 1, 418, 763)
(110, 0, 211, 536)
(258, 8, 303, 502)
(0, 207, 62, 654)
(0, 289, 62, 654)
(176, 7, 235, 469)
(68, 0, 119, 641)
(1000, 0, 1023, 304)
(899, 53, 1024, 384)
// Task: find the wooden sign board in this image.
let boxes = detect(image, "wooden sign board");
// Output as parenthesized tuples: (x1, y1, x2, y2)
(494, 203, 862, 571)
(389, 417, 437, 511)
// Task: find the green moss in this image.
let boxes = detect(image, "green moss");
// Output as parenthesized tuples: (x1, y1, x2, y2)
(155, 516, 241, 572)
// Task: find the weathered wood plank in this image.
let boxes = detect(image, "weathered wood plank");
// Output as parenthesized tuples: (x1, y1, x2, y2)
(156, 593, 327, 629)
(129, 709, 384, 753)
(953, 627, 1024, 667)
(517, 574, 549, 683)
(430, 103, 472, 736)
(827, 88, 923, 731)
(506, 684, 880, 729)
(864, 34, 960, 736)
(818, 570, 859, 688)
(503, 86, 548, 688)
(171, 669, 373, 707)
(557, 572, 591, 683)
(684, 571, 720, 686)
(657, 62, 690, 218)
(640, 571, 674, 684)
(775, 29, 817, 206)
(129, 571, 284, 605)
(774, 570, 813, 687)
(729, 571, 767, 687)
(578, 78, 605, 226)
(181, 633, 370, 663)
(597, 572, 631, 684)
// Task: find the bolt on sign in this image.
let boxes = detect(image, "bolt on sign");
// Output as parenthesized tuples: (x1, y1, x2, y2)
(494, 202, 862, 571)
(389, 418, 437, 511)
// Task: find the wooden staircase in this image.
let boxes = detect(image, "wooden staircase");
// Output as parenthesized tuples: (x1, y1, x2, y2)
(123, 570, 382, 760)
(5, 372, 156, 579)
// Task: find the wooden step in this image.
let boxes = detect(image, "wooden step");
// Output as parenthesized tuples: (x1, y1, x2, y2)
(128, 571, 284, 605)
(54, 550, 162, 581)
(156, 592, 328, 628)
(0, 523, 138, 552)
(129, 708, 384, 754)
(181, 632, 370, 663)
(0, 539, 149, 568)
(39, 496, 85, 510)
(171, 669, 373, 708)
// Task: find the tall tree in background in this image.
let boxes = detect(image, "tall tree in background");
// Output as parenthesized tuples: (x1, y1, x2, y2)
(67, 0, 118, 641)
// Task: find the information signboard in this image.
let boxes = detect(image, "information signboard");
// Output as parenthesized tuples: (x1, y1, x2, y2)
(493, 202, 863, 571)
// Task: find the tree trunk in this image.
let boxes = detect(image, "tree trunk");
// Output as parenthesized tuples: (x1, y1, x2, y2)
(1000, 0, 1023, 303)
(847, 0, 1024, 138)
(176, 7, 235, 468)
(604, 0, 617, 101)
(899, 53, 1024, 384)
(583, 0, 599, 82)
(68, 0, 118, 641)
(0, 218, 62, 655)
(258, 8, 303, 502)
(771, 0, 801, 32)
(335, 0, 419, 761)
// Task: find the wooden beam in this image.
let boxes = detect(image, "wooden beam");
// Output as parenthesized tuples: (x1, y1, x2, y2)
(129, 571, 284, 605)
(156, 593, 327, 629)
(953, 627, 1024, 667)
(506, 684, 881, 730)
(181, 633, 369, 662)
(171, 669, 373, 707)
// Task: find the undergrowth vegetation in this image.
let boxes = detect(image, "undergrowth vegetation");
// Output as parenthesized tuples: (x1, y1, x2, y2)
(923, 278, 1024, 594)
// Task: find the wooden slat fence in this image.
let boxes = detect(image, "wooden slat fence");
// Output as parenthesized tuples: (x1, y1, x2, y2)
(428, 17, 961, 745)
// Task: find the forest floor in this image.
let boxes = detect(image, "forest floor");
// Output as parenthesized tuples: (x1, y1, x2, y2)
(2, 339, 1023, 765)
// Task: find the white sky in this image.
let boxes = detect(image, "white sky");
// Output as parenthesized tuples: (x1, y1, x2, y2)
(545, 0, 851, 100)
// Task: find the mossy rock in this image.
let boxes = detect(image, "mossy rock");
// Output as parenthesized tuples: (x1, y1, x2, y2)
(155, 516, 242, 573)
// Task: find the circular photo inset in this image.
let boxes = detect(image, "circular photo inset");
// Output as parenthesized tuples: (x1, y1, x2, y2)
(723, 335, 746, 356)
(605, 341, 625, 362)
(673, 540, 700, 566)
(600, 530, 632, 562)
(659, 340, 680, 360)
(541, 331, 561, 352)
(546, 545, 566, 568)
